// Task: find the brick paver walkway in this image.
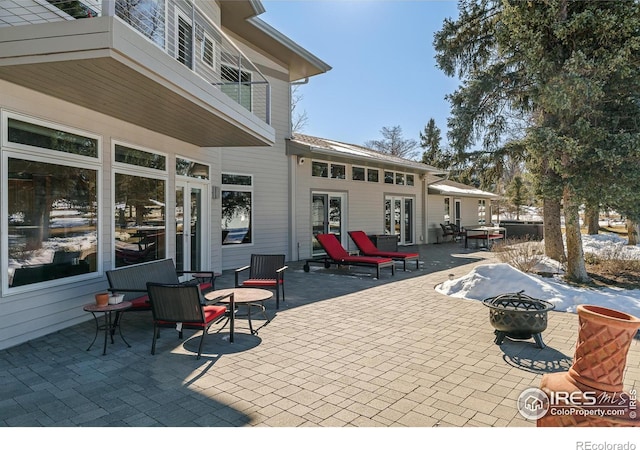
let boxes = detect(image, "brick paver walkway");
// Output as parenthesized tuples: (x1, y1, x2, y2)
(1, 243, 638, 428)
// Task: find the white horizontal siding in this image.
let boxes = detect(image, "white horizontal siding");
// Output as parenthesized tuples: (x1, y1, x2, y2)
(219, 73, 291, 270)
(0, 79, 220, 350)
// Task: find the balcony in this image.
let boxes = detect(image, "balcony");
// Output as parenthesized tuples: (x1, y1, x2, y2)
(0, 0, 274, 147)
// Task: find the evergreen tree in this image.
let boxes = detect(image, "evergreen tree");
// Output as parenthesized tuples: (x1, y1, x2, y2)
(434, 0, 640, 282)
(506, 176, 527, 220)
(420, 118, 448, 168)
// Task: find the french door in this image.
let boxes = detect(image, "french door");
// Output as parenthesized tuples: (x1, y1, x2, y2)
(175, 181, 208, 273)
(455, 199, 462, 229)
(384, 196, 414, 245)
(312, 192, 346, 255)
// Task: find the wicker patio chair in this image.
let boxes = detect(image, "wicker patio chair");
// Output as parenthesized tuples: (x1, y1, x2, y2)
(146, 282, 228, 359)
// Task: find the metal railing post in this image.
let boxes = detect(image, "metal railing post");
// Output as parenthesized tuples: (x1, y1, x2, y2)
(190, 1, 196, 70)
(237, 55, 243, 105)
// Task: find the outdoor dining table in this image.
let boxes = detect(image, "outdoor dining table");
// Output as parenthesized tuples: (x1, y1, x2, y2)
(205, 288, 273, 335)
(465, 226, 506, 248)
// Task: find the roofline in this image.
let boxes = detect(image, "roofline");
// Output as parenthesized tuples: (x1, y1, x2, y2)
(287, 137, 448, 176)
(246, 17, 333, 74)
(249, 0, 266, 16)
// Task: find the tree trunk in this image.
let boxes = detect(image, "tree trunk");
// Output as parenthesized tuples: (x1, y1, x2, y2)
(627, 219, 639, 246)
(585, 203, 599, 235)
(563, 185, 590, 283)
(543, 196, 565, 262)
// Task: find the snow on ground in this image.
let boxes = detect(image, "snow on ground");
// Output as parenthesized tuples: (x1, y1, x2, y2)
(435, 233, 640, 318)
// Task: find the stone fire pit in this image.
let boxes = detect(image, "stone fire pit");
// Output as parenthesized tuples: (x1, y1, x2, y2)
(482, 291, 555, 349)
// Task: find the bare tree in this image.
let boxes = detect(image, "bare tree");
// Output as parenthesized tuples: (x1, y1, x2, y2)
(365, 126, 419, 159)
(291, 84, 308, 134)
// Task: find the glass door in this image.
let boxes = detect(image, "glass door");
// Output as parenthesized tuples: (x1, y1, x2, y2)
(455, 199, 462, 229)
(384, 196, 414, 245)
(311, 192, 346, 255)
(176, 181, 208, 273)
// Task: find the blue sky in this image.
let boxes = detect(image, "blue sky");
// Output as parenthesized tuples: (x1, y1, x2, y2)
(261, 0, 460, 148)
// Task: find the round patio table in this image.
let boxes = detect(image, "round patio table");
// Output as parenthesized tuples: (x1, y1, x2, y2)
(205, 288, 273, 335)
(83, 301, 132, 355)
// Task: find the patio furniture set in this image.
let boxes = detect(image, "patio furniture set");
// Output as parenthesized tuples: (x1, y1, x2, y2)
(86, 255, 286, 359)
(439, 223, 506, 248)
(87, 231, 416, 358)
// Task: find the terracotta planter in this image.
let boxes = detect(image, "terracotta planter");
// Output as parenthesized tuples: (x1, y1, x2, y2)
(95, 293, 109, 307)
(538, 305, 640, 427)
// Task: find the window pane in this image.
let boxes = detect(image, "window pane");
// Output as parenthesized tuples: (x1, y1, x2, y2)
(177, 157, 209, 180)
(177, 15, 193, 68)
(406, 174, 414, 186)
(202, 37, 214, 67)
(114, 174, 166, 267)
(8, 158, 98, 287)
(384, 171, 394, 184)
(312, 161, 328, 177)
(367, 169, 379, 183)
(8, 118, 98, 158)
(222, 174, 251, 186)
(331, 164, 345, 179)
(222, 191, 252, 245)
(444, 198, 450, 223)
(404, 198, 413, 244)
(395, 173, 405, 185)
(352, 167, 365, 181)
(115, 144, 166, 170)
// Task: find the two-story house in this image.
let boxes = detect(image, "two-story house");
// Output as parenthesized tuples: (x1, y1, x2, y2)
(0, 0, 330, 350)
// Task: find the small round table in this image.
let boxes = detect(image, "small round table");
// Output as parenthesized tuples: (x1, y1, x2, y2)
(83, 301, 132, 355)
(205, 288, 273, 335)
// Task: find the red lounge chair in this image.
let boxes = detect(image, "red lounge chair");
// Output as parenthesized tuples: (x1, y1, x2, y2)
(348, 231, 420, 271)
(303, 233, 395, 278)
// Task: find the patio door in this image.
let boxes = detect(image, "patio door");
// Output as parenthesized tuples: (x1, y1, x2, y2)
(311, 192, 346, 255)
(455, 199, 462, 229)
(175, 181, 208, 273)
(384, 196, 414, 245)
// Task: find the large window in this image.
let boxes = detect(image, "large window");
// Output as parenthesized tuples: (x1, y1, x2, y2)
(4, 115, 100, 289)
(113, 143, 167, 267)
(479, 199, 487, 225)
(222, 173, 252, 245)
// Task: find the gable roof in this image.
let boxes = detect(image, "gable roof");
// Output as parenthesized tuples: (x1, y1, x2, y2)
(426, 174, 499, 199)
(220, 1, 331, 82)
(287, 133, 448, 175)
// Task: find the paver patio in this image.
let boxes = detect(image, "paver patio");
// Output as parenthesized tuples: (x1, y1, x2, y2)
(1, 243, 638, 428)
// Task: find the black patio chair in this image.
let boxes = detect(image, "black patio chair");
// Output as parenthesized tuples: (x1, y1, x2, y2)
(235, 254, 287, 309)
(146, 282, 228, 359)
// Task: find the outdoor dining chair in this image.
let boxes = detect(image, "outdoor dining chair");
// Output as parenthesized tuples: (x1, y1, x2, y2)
(146, 282, 228, 359)
(235, 254, 287, 309)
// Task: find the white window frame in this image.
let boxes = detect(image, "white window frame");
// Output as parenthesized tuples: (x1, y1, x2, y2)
(2, 111, 103, 295)
(352, 165, 366, 182)
(112, 141, 168, 267)
(175, 7, 194, 69)
(221, 172, 254, 247)
(201, 32, 216, 69)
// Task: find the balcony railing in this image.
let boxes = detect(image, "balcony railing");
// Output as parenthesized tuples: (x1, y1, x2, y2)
(11, 0, 271, 125)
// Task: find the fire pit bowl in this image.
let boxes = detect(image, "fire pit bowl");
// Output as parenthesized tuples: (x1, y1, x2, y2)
(482, 290, 555, 349)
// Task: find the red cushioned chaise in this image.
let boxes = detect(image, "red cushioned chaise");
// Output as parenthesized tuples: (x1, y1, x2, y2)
(348, 231, 420, 271)
(303, 233, 395, 278)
